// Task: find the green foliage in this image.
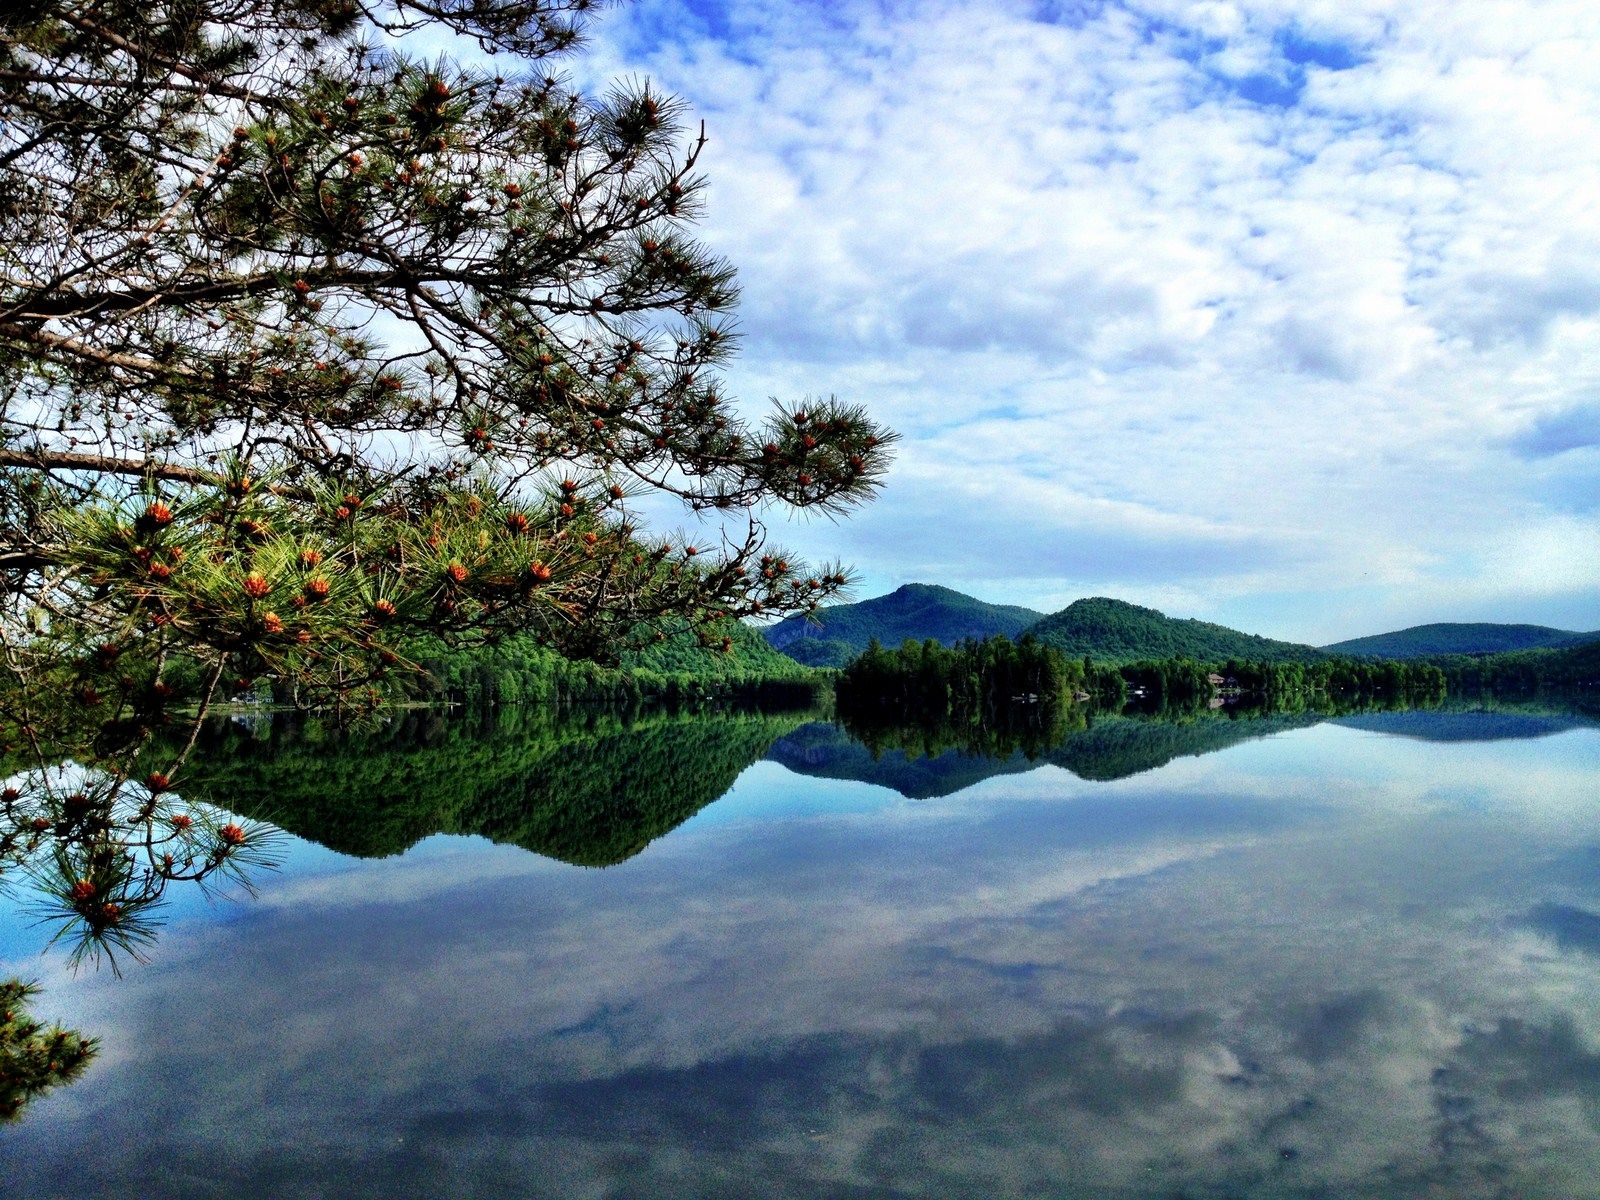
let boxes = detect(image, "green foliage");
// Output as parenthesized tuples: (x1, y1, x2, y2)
(1325, 622, 1600, 658)
(1042, 706, 1328, 781)
(776, 636, 858, 669)
(403, 620, 820, 709)
(1025, 597, 1325, 665)
(1121, 655, 1447, 704)
(1428, 640, 1600, 693)
(765, 584, 1044, 667)
(837, 634, 1094, 722)
(0, 979, 97, 1122)
(625, 619, 810, 679)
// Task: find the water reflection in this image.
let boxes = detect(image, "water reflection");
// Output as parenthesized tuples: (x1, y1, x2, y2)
(182, 704, 820, 864)
(1, 698, 1598, 1198)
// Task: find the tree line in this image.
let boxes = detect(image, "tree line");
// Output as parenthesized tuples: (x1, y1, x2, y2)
(837, 635, 1124, 721)
(837, 636, 1451, 716)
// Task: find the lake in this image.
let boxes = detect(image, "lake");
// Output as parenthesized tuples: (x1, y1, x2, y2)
(3, 701, 1599, 1198)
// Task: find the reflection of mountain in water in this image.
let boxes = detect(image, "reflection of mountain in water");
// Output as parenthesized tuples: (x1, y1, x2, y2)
(783, 699, 1599, 798)
(772, 708, 1329, 798)
(766, 722, 1040, 800)
(182, 706, 815, 866)
(1332, 708, 1598, 743)
(182, 696, 1600, 865)
(1041, 710, 1325, 781)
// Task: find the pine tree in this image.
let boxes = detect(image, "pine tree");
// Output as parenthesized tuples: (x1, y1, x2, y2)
(0, 0, 892, 961)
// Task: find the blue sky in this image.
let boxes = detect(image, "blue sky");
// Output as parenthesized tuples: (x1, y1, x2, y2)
(571, 0, 1600, 642)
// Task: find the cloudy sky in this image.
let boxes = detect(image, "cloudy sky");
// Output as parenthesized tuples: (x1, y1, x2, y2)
(561, 0, 1600, 642)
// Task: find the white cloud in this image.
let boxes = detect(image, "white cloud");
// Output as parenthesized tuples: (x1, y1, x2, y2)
(568, 0, 1600, 640)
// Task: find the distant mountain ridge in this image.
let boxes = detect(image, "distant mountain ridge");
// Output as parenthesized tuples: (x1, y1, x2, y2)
(1022, 597, 1324, 665)
(761, 583, 1600, 670)
(762, 583, 1044, 668)
(1324, 622, 1600, 659)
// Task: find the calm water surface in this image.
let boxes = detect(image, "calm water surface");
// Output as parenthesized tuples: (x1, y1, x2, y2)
(3, 705, 1599, 1198)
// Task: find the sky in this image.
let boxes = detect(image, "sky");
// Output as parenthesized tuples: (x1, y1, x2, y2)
(568, 0, 1600, 643)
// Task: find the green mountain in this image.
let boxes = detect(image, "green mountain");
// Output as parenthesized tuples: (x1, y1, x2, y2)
(1324, 622, 1599, 658)
(1023, 597, 1323, 666)
(762, 583, 1045, 668)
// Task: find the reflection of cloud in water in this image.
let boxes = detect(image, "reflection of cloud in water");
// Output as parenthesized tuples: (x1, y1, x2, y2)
(3, 729, 1600, 1198)
(1521, 903, 1600, 959)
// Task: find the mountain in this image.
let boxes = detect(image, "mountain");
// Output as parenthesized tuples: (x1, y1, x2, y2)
(762, 583, 1045, 668)
(1324, 622, 1599, 659)
(1023, 597, 1323, 665)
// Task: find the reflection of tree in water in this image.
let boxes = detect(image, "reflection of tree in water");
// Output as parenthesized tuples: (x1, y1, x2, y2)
(0, 698, 816, 1119)
(836, 697, 1081, 764)
(767, 721, 1045, 800)
(179, 703, 821, 866)
(1, 768, 280, 972)
(1, 727, 280, 1119)
(0, 980, 96, 1121)
(1042, 707, 1326, 781)
(819, 695, 1468, 795)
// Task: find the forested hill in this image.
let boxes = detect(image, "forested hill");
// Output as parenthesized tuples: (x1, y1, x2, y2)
(762, 583, 1045, 668)
(1324, 622, 1599, 658)
(407, 617, 815, 709)
(624, 618, 808, 677)
(1428, 639, 1600, 692)
(1023, 597, 1324, 665)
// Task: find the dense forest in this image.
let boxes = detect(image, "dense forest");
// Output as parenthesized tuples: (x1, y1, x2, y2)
(1429, 640, 1600, 693)
(1120, 656, 1447, 703)
(837, 635, 1125, 720)
(835, 634, 1449, 719)
(229, 618, 824, 712)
